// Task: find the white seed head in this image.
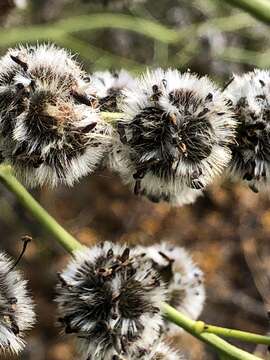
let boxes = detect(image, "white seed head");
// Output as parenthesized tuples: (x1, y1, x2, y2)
(56, 242, 166, 360)
(140, 242, 205, 335)
(109, 143, 202, 206)
(133, 339, 185, 360)
(0, 44, 112, 187)
(111, 69, 236, 205)
(89, 70, 135, 112)
(0, 252, 35, 355)
(225, 69, 270, 193)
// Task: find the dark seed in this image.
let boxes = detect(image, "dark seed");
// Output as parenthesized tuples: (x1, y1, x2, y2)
(197, 108, 209, 118)
(120, 248, 130, 263)
(10, 55, 28, 72)
(71, 90, 92, 106)
(134, 180, 141, 195)
(152, 84, 159, 93)
(81, 122, 97, 133)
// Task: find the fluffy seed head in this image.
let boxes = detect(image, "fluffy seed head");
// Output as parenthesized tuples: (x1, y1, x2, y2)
(109, 144, 202, 206)
(56, 242, 166, 360)
(89, 70, 135, 112)
(136, 339, 185, 360)
(110, 69, 236, 205)
(140, 242, 205, 335)
(0, 44, 112, 187)
(0, 252, 35, 354)
(225, 69, 270, 192)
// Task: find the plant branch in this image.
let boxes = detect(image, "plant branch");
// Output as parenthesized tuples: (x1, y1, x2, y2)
(222, 0, 270, 24)
(0, 165, 82, 253)
(162, 303, 263, 360)
(203, 323, 270, 345)
(0, 163, 268, 359)
(0, 12, 254, 48)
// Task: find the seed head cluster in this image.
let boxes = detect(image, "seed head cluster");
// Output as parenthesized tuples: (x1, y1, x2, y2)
(89, 70, 135, 112)
(139, 242, 205, 335)
(110, 69, 236, 205)
(56, 241, 205, 359)
(225, 69, 270, 193)
(0, 252, 35, 355)
(0, 44, 112, 187)
(56, 242, 166, 360)
(2, 42, 270, 202)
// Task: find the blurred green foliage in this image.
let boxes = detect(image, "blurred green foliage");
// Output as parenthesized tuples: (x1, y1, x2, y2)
(1, 0, 269, 81)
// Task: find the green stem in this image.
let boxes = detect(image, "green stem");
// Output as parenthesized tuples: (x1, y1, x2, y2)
(0, 163, 267, 360)
(162, 303, 263, 360)
(0, 12, 254, 48)
(100, 111, 124, 123)
(222, 0, 270, 24)
(58, 34, 145, 73)
(0, 165, 82, 253)
(203, 324, 270, 345)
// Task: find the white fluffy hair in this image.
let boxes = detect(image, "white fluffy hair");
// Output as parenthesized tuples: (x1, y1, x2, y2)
(109, 68, 236, 205)
(109, 144, 202, 206)
(140, 242, 205, 335)
(56, 242, 166, 360)
(91, 70, 135, 99)
(0, 252, 35, 354)
(225, 69, 270, 193)
(89, 70, 135, 112)
(138, 339, 186, 360)
(0, 44, 112, 187)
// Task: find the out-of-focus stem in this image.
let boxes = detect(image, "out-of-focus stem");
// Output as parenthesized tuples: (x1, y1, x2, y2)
(222, 0, 270, 24)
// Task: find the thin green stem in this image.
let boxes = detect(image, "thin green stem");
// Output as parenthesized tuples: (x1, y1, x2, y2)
(216, 46, 270, 68)
(222, 0, 270, 24)
(162, 303, 263, 360)
(0, 165, 82, 253)
(0, 12, 254, 48)
(203, 324, 270, 345)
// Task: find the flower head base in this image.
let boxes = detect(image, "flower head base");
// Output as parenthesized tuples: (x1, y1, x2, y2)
(0, 44, 112, 187)
(109, 145, 202, 206)
(225, 69, 270, 192)
(111, 69, 236, 205)
(90, 70, 135, 112)
(0, 252, 35, 354)
(141, 242, 205, 335)
(56, 242, 166, 360)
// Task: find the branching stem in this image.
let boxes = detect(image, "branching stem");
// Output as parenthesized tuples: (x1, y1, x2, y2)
(0, 160, 268, 359)
(222, 0, 270, 24)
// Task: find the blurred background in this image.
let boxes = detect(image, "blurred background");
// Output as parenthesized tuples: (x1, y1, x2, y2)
(1, 0, 270, 359)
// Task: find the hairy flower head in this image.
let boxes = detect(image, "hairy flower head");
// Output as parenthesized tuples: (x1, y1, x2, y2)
(110, 69, 235, 205)
(140, 242, 205, 335)
(0, 44, 112, 187)
(89, 70, 135, 112)
(0, 252, 35, 354)
(56, 242, 166, 360)
(225, 69, 270, 192)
